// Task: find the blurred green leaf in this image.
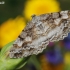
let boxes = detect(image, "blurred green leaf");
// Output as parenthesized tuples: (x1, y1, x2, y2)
(0, 41, 30, 70)
(0, 41, 14, 58)
(64, 64, 70, 70)
(29, 55, 42, 70)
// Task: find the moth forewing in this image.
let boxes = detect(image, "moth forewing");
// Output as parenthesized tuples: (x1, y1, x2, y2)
(9, 10, 70, 58)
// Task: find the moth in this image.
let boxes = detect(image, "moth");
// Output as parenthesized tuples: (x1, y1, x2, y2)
(9, 10, 70, 58)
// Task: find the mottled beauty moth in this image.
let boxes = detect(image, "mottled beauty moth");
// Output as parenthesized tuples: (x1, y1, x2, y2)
(9, 10, 70, 58)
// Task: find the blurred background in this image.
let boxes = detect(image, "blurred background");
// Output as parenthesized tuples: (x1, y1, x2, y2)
(0, 0, 70, 70)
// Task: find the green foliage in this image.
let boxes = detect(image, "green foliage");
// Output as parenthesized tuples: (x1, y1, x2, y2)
(64, 64, 70, 70)
(0, 41, 29, 70)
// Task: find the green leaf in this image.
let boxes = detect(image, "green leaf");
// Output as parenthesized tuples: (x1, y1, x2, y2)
(29, 55, 42, 70)
(0, 41, 15, 58)
(0, 57, 28, 70)
(0, 41, 30, 70)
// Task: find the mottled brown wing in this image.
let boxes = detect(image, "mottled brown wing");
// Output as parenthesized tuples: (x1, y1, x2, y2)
(9, 10, 70, 58)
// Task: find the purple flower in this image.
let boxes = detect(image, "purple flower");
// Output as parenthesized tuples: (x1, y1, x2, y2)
(63, 33, 70, 50)
(45, 46, 63, 65)
(48, 42, 54, 47)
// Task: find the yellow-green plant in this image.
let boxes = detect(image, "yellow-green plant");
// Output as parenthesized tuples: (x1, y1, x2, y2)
(0, 41, 29, 70)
